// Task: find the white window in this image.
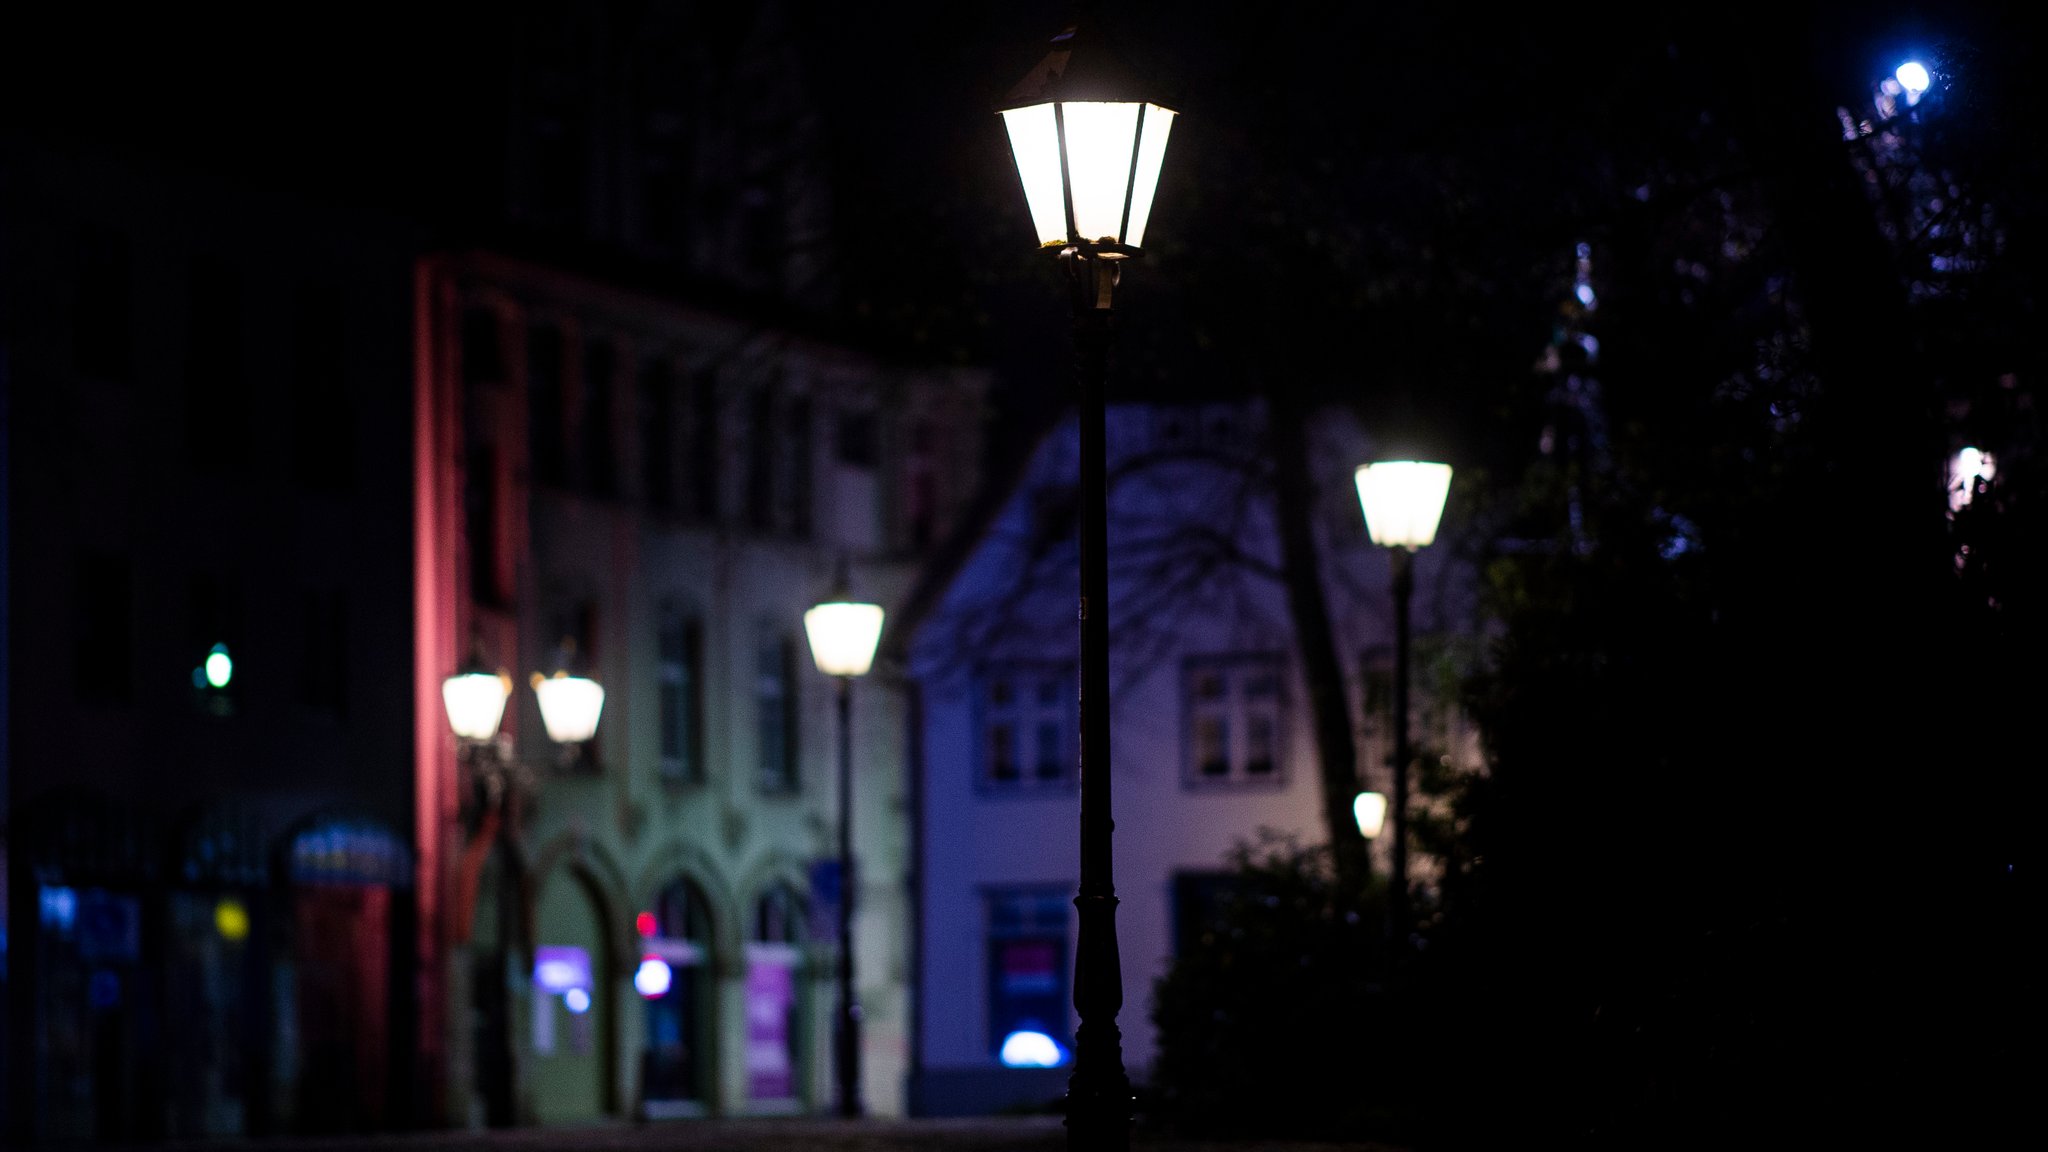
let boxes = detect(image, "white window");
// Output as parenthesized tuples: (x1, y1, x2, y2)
(976, 663, 1077, 790)
(1182, 654, 1287, 788)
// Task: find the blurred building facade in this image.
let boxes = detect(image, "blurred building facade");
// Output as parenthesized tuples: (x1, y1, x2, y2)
(4, 0, 994, 1138)
(905, 401, 1482, 1115)
(415, 251, 987, 1125)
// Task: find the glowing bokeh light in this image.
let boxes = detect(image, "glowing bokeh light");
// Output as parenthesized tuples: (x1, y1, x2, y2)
(635, 956, 673, 999)
(1896, 61, 1931, 97)
(204, 644, 233, 688)
(564, 987, 592, 1014)
(214, 898, 250, 942)
(999, 1029, 1067, 1068)
(636, 911, 657, 937)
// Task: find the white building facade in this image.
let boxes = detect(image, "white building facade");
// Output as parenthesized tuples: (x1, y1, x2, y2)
(908, 401, 1479, 1115)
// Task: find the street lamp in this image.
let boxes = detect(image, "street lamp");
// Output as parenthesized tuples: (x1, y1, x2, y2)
(441, 633, 604, 1125)
(1353, 460, 1452, 952)
(804, 591, 885, 1119)
(998, 20, 1176, 1152)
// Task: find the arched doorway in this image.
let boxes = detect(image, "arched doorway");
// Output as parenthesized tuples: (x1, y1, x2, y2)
(637, 875, 713, 1117)
(743, 882, 807, 1111)
(530, 865, 611, 1124)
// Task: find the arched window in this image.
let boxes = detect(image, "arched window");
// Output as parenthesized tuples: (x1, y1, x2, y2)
(638, 877, 711, 1115)
(744, 882, 807, 1108)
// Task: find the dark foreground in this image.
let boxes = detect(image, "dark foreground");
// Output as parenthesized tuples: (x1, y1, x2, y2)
(95, 1117, 1406, 1152)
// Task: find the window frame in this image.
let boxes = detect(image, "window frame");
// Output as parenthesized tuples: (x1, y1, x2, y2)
(972, 661, 1079, 795)
(1179, 652, 1290, 791)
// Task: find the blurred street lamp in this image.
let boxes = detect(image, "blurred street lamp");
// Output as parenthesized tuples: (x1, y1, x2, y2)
(998, 20, 1176, 1152)
(805, 588, 885, 1119)
(1354, 460, 1452, 952)
(1352, 790, 1388, 842)
(441, 632, 603, 1125)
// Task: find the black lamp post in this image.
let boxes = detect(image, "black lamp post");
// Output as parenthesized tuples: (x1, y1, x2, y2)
(1353, 461, 1452, 950)
(441, 636, 604, 1124)
(997, 21, 1177, 1152)
(804, 592, 885, 1119)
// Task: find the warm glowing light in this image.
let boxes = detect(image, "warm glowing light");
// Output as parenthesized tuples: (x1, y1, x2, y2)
(442, 669, 512, 742)
(1353, 791, 1388, 840)
(1000, 1030, 1067, 1068)
(532, 671, 605, 744)
(636, 911, 657, 937)
(1355, 461, 1454, 549)
(804, 601, 886, 677)
(214, 898, 250, 942)
(564, 987, 592, 1014)
(635, 956, 674, 999)
(204, 644, 234, 689)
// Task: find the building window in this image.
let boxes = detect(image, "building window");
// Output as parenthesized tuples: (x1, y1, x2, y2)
(756, 625, 798, 794)
(745, 884, 806, 1106)
(1182, 654, 1287, 788)
(657, 610, 704, 787)
(746, 383, 777, 533)
(986, 888, 1070, 1067)
(976, 664, 1076, 790)
(641, 877, 711, 1112)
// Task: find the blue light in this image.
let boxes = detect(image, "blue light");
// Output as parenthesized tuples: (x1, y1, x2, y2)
(999, 1029, 1067, 1068)
(564, 987, 592, 1014)
(635, 956, 674, 999)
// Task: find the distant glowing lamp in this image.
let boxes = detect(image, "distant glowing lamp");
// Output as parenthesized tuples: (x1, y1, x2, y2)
(1949, 446, 1996, 513)
(636, 911, 657, 937)
(1353, 791, 1389, 840)
(1897, 60, 1931, 104)
(203, 643, 234, 689)
(635, 956, 674, 999)
(214, 898, 250, 942)
(999, 1029, 1068, 1068)
(803, 601, 886, 678)
(1355, 461, 1454, 550)
(564, 987, 592, 1015)
(531, 670, 605, 744)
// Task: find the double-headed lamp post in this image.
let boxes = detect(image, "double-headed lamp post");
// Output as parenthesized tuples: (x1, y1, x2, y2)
(997, 20, 1176, 1152)
(441, 639, 605, 1124)
(803, 594, 885, 1120)
(1353, 460, 1452, 951)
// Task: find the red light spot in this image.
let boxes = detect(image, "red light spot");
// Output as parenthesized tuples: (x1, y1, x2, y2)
(636, 911, 656, 936)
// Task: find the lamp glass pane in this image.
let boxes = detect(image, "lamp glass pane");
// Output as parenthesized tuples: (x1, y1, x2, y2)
(804, 602, 885, 678)
(1355, 461, 1453, 549)
(1059, 101, 1141, 244)
(1123, 105, 1175, 250)
(1002, 104, 1070, 248)
(534, 674, 605, 744)
(442, 671, 511, 742)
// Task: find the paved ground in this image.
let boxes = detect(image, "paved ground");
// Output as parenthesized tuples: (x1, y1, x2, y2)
(98, 1116, 1406, 1152)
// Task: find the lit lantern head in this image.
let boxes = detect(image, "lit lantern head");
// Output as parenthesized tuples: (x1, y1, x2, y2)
(804, 601, 886, 678)
(442, 664, 513, 743)
(999, 23, 1176, 257)
(1353, 791, 1388, 840)
(1354, 461, 1454, 551)
(531, 669, 605, 745)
